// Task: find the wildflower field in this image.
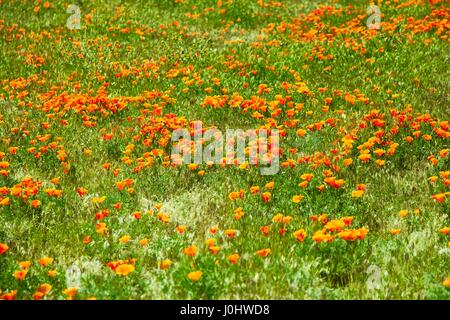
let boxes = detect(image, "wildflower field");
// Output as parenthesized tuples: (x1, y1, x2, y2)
(0, 0, 449, 300)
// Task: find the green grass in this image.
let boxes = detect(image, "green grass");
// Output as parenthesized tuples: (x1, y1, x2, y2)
(0, 0, 449, 300)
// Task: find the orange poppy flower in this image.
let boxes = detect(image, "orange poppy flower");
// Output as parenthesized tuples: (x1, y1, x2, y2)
(187, 270, 203, 282)
(250, 186, 260, 194)
(432, 193, 446, 203)
(47, 270, 57, 277)
(260, 226, 270, 237)
(398, 210, 408, 218)
(0, 243, 9, 255)
(63, 287, 77, 300)
(33, 292, 45, 300)
(209, 246, 220, 254)
(38, 256, 53, 267)
(227, 253, 240, 264)
(234, 207, 244, 220)
(96, 222, 108, 235)
(176, 225, 187, 234)
(443, 278, 450, 288)
(115, 264, 135, 276)
(342, 216, 353, 226)
(19, 261, 31, 269)
(158, 259, 172, 270)
(300, 173, 314, 181)
(343, 158, 353, 166)
(13, 269, 28, 281)
(256, 248, 271, 257)
(352, 190, 364, 198)
(76, 187, 88, 196)
(261, 191, 271, 202)
(293, 229, 307, 242)
(1, 290, 17, 300)
(292, 195, 304, 203)
(119, 235, 131, 244)
(183, 245, 197, 257)
(30, 199, 41, 208)
(224, 229, 236, 238)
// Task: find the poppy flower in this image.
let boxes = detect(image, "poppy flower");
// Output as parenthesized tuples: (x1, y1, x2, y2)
(227, 253, 240, 264)
(63, 288, 77, 300)
(19, 261, 31, 269)
(224, 229, 236, 238)
(282, 216, 293, 224)
(228, 191, 240, 201)
(92, 196, 106, 204)
(390, 229, 401, 235)
(296, 129, 306, 137)
(96, 222, 108, 235)
(352, 190, 364, 198)
(432, 193, 446, 203)
(250, 186, 260, 194)
(318, 214, 328, 224)
(272, 214, 284, 223)
(1, 290, 17, 300)
(209, 227, 219, 234)
(187, 270, 203, 282)
(115, 264, 135, 276)
(342, 216, 353, 226)
(159, 259, 172, 270)
(324, 219, 345, 233)
(30, 199, 41, 208)
(205, 238, 217, 247)
(76, 187, 88, 197)
(343, 158, 353, 166)
(47, 270, 57, 277)
(398, 210, 408, 218)
(292, 195, 304, 203)
(209, 246, 221, 254)
(38, 256, 53, 267)
(37, 283, 52, 294)
(157, 212, 170, 223)
(293, 229, 307, 242)
(312, 230, 334, 243)
(439, 227, 449, 235)
(83, 236, 92, 244)
(444, 278, 450, 288)
(119, 235, 131, 244)
(33, 292, 45, 300)
(256, 248, 271, 257)
(176, 225, 187, 234)
(234, 207, 244, 220)
(183, 245, 197, 257)
(265, 181, 274, 190)
(13, 269, 28, 281)
(0, 243, 9, 255)
(300, 173, 314, 181)
(260, 226, 270, 237)
(261, 192, 271, 202)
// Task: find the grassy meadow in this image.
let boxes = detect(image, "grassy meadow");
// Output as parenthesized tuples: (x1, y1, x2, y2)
(0, 0, 449, 300)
